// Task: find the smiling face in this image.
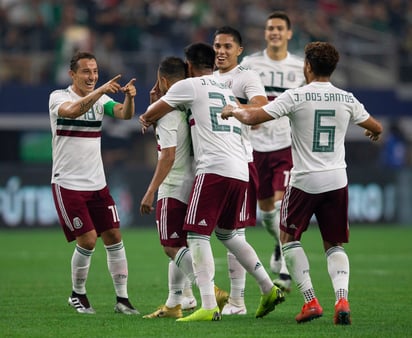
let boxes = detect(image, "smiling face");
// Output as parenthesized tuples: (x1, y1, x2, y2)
(264, 17, 292, 52)
(69, 57, 98, 97)
(213, 33, 243, 73)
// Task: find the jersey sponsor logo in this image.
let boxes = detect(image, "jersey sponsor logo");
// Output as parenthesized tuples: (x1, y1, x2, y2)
(73, 217, 83, 229)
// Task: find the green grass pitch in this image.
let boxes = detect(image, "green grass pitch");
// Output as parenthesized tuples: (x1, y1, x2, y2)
(1, 224, 411, 337)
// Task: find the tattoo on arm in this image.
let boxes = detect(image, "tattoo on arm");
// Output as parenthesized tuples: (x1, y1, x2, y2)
(80, 99, 94, 114)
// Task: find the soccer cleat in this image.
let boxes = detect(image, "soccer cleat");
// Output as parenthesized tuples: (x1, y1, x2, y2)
(222, 301, 247, 315)
(273, 273, 292, 293)
(181, 296, 197, 311)
(334, 298, 351, 325)
(114, 297, 139, 315)
(295, 298, 323, 323)
(176, 306, 221, 322)
(269, 244, 282, 274)
(214, 286, 229, 313)
(255, 285, 285, 318)
(68, 293, 96, 314)
(143, 304, 183, 319)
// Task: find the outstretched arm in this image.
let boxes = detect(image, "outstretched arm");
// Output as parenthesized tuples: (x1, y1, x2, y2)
(221, 105, 273, 125)
(240, 94, 268, 130)
(58, 74, 123, 119)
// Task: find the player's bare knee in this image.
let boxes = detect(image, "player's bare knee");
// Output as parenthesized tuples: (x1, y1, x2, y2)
(76, 231, 98, 250)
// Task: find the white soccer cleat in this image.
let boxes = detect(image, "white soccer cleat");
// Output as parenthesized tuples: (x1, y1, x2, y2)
(269, 251, 282, 274)
(221, 302, 247, 315)
(181, 296, 197, 311)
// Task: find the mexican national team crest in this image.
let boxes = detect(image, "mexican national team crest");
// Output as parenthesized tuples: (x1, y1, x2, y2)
(73, 217, 83, 229)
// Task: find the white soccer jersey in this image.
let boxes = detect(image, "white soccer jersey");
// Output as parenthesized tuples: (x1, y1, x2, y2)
(262, 81, 370, 193)
(156, 109, 195, 203)
(241, 50, 305, 152)
(214, 65, 266, 162)
(49, 86, 114, 190)
(161, 75, 248, 182)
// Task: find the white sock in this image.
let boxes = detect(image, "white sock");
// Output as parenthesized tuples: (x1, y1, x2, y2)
(226, 228, 246, 305)
(273, 201, 290, 276)
(183, 277, 194, 298)
(260, 209, 277, 238)
(187, 233, 216, 310)
(105, 241, 129, 299)
(227, 251, 246, 306)
(282, 241, 316, 302)
(71, 245, 94, 295)
(272, 201, 281, 241)
(174, 247, 196, 285)
(216, 228, 273, 294)
(326, 246, 350, 302)
(165, 260, 184, 308)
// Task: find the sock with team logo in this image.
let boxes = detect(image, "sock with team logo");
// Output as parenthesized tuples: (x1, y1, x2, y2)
(165, 260, 185, 308)
(71, 244, 94, 295)
(105, 241, 129, 299)
(187, 233, 217, 310)
(282, 241, 315, 302)
(216, 228, 273, 294)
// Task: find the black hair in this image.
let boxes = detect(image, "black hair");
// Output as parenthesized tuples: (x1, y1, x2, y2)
(267, 11, 291, 30)
(184, 42, 215, 70)
(304, 41, 340, 76)
(158, 56, 187, 80)
(70, 51, 96, 72)
(214, 26, 243, 46)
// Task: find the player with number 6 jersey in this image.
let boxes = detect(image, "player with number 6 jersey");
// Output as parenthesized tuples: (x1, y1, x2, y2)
(221, 41, 383, 325)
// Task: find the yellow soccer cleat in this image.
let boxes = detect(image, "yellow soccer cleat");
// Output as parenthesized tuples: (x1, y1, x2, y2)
(255, 285, 285, 318)
(143, 304, 183, 319)
(176, 306, 221, 322)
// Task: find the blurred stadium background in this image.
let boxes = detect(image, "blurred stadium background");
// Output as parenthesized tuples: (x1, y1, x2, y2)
(0, 0, 411, 229)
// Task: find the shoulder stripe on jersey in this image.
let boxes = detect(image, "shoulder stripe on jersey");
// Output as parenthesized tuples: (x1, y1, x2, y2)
(57, 130, 101, 138)
(57, 119, 102, 127)
(237, 97, 248, 104)
(265, 86, 288, 93)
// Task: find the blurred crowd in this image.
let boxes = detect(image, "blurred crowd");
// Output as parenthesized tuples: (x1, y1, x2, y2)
(0, 0, 412, 86)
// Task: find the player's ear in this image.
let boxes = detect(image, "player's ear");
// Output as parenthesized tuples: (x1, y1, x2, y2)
(185, 61, 193, 77)
(160, 76, 168, 90)
(287, 29, 293, 41)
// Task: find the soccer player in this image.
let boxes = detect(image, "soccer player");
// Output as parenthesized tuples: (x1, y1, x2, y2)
(221, 41, 383, 325)
(140, 42, 285, 322)
(240, 11, 306, 291)
(213, 26, 268, 315)
(140, 56, 197, 318)
(49, 51, 138, 315)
